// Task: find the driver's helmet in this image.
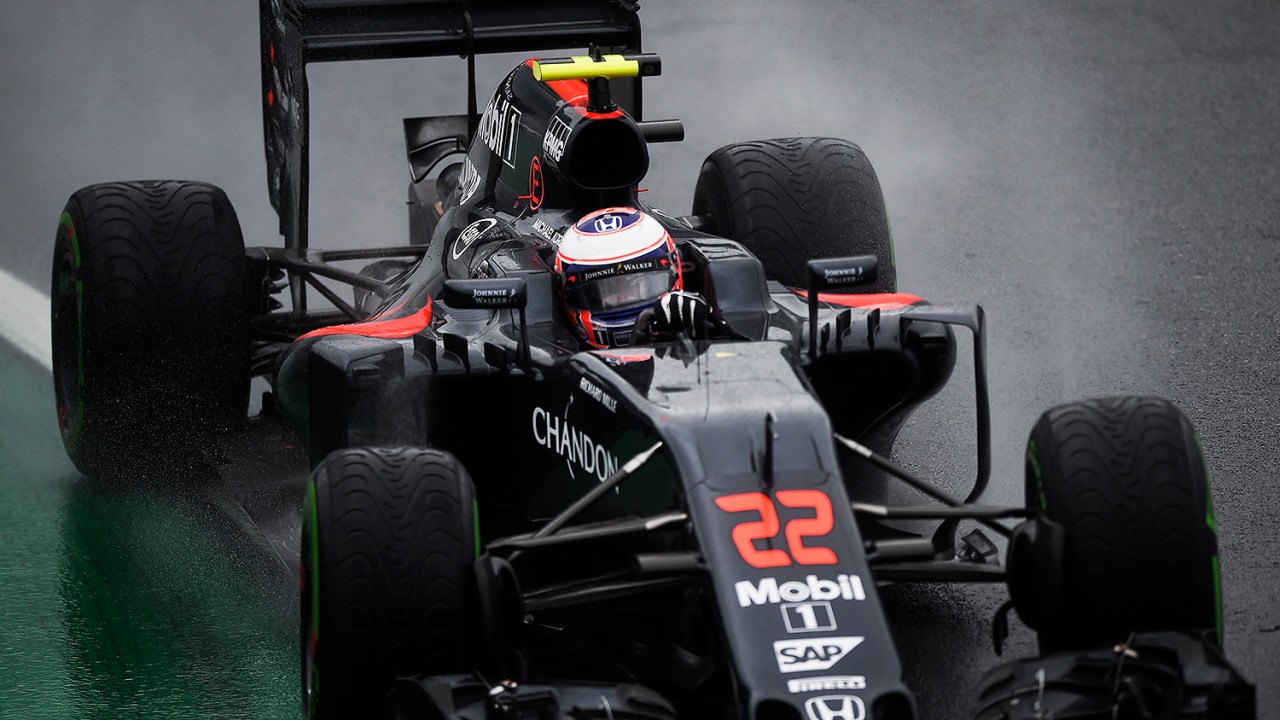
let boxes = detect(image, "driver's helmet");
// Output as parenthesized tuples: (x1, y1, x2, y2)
(554, 207, 682, 348)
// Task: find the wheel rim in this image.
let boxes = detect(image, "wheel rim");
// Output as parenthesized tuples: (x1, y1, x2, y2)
(52, 230, 84, 450)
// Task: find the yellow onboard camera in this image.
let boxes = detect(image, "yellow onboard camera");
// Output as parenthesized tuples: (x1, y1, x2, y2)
(531, 53, 661, 82)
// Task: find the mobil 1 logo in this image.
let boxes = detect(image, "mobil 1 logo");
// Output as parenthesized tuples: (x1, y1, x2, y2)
(782, 601, 836, 633)
(477, 94, 522, 168)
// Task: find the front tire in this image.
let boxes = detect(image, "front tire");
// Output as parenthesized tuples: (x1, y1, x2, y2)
(302, 447, 481, 718)
(691, 137, 896, 293)
(50, 180, 249, 476)
(1017, 396, 1221, 653)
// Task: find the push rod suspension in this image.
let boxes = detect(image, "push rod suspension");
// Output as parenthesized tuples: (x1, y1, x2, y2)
(836, 434, 1013, 539)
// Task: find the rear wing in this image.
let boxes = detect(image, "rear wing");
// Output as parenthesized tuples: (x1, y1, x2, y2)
(259, 0, 642, 257)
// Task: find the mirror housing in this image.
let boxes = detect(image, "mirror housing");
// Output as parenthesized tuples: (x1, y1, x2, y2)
(441, 278, 530, 371)
(442, 278, 528, 310)
(807, 256, 879, 293)
(806, 256, 879, 358)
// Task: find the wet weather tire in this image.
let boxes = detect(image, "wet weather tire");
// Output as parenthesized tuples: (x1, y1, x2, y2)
(691, 137, 896, 293)
(302, 447, 480, 719)
(50, 181, 249, 477)
(1019, 396, 1220, 653)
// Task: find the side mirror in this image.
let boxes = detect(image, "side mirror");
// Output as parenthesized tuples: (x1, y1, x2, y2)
(441, 278, 530, 371)
(807, 256, 878, 293)
(806, 256, 879, 359)
(442, 277, 527, 310)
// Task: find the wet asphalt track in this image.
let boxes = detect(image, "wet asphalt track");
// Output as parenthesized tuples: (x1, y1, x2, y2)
(1, 1, 1277, 717)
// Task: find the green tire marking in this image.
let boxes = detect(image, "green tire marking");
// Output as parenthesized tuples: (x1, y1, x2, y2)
(883, 198, 898, 273)
(1196, 436, 1218, 533)
(1025, 439, 1046, 509)
(61, 211, 81, 266)
(56, 212, 86, 454)
(59, 212, 85, 387)
(1194, 435, 1223, 646)
(473, 496, 481, 558)
(1212, 554, 1223, 647)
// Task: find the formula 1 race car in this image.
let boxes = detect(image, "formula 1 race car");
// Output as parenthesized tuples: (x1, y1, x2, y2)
(48, 1, 1255, 718)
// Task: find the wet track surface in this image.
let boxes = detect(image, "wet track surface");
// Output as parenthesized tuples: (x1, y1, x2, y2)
(1, 1, 1278, 717)
(0, 342, 303, 717)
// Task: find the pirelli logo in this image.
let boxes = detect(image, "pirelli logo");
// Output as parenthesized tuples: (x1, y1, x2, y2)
(787, 676, 867, 693)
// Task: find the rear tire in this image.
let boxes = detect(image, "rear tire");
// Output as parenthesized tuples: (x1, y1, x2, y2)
(1019, 396, 1220, 653)
(302, 447, 481, 719)
(691, 137, 896, 293)
(50, 180, 249, 476)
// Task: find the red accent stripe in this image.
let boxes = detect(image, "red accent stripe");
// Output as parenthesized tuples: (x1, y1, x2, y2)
(546, 79, 588, 105)
(581, 107, 625, 120)
(790, 290, 923, 310)
(596, 352, 651, 363)
(297, 298, 432, 341)
(578, 308, 609, 349)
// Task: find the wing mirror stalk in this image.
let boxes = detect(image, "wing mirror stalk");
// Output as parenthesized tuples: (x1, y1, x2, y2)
(805, 256, 879, 359)
(442, 278, 531, 373)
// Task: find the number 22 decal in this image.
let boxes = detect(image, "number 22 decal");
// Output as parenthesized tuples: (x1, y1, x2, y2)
(714, 490, 838, 568)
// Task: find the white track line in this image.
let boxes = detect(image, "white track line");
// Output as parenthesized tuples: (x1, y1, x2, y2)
(0, 266, 52, 371)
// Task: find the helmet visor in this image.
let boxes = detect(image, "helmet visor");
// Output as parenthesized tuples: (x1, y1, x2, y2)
(565, 270, 672, 311)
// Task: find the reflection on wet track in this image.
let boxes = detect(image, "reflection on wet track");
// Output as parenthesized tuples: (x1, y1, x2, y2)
(56, 481, 295, 717)
(0, 342, 299, 718)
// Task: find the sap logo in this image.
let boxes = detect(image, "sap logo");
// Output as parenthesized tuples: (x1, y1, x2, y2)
(804, 696, 866, 720)
(786, 676, 867, 694)
(773, 636, 864, 673)
(734, 575, 866, 608)
(542, 116, 571, 162)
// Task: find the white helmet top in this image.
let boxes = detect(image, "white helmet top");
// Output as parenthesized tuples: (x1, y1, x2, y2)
(554, 207, 682, 348)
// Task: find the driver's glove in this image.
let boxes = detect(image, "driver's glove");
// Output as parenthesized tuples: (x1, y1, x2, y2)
(651, 290, 710, 339)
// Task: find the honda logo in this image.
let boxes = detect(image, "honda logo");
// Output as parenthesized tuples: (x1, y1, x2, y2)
(804, 696, 866, 720)
(593, 215, 623, 233)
